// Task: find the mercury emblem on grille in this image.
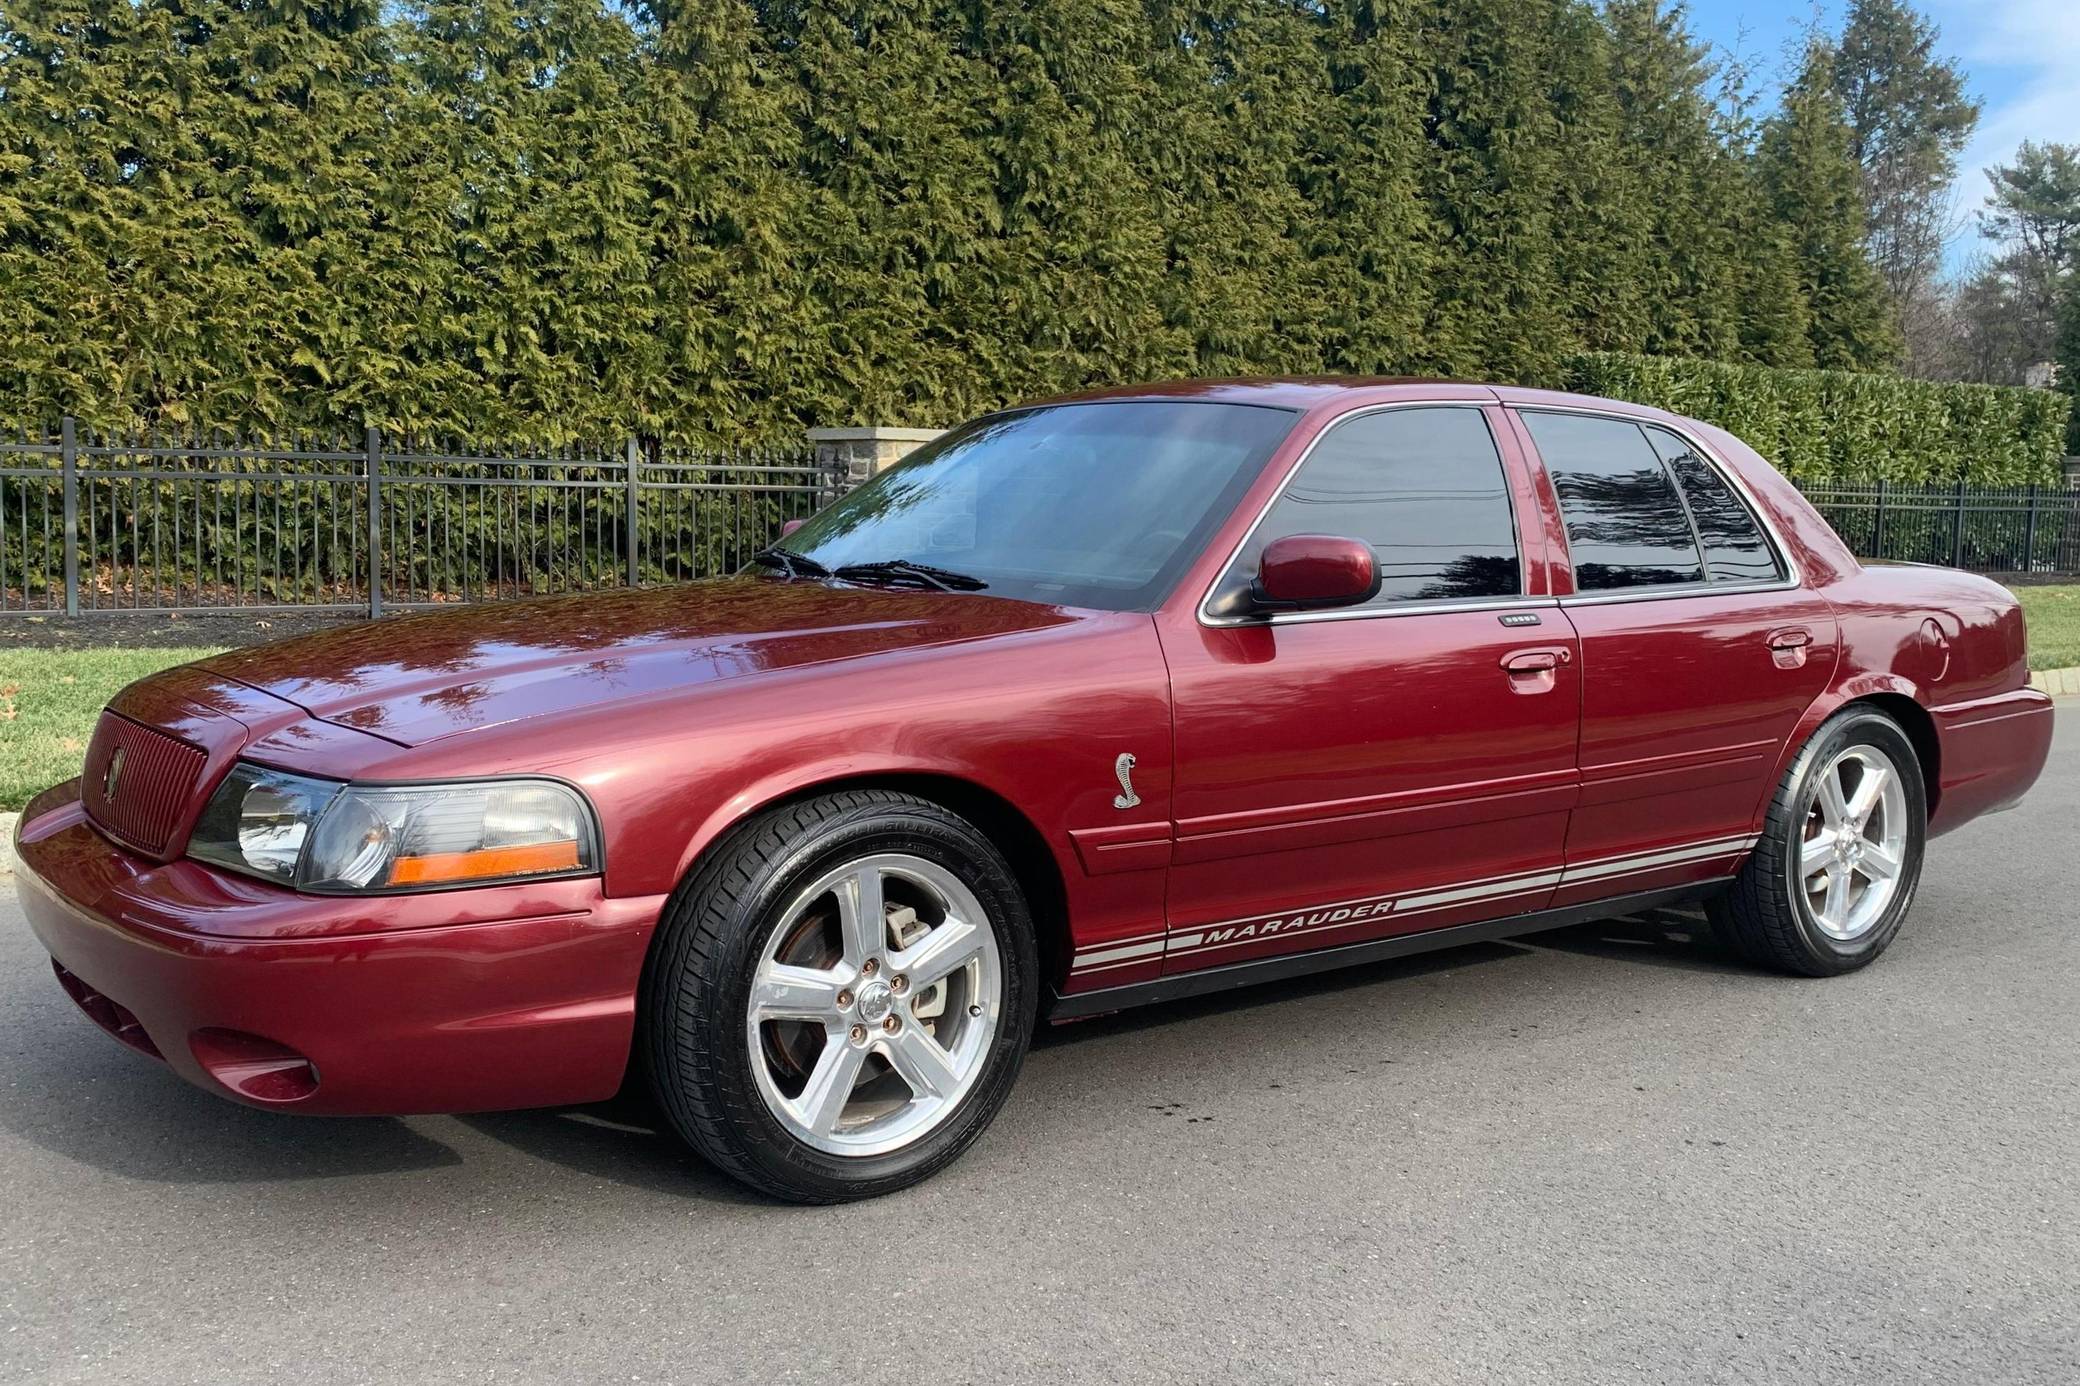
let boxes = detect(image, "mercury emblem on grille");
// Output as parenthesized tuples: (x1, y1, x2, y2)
(103, 745, 125, 801)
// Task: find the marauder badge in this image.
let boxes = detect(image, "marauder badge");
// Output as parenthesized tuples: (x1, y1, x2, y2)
(1112, 752, 1141, 810)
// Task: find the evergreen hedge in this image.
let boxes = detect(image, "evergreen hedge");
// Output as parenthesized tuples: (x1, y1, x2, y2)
(1566, 353, 2073, 486)
(1, 0, 1903, 445)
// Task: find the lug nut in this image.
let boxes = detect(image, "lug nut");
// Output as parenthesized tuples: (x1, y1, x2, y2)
(849, 1024, 867, 1043)
(882, 1015, 901, 1033)
(836, 989, 854, 1008)
(861, 958, 880, 977)
(890, 974, 909, 995)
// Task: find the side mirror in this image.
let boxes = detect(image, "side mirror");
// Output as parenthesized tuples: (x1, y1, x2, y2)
(1253, 534, 1380, 611)
(778, 517, 808, 538)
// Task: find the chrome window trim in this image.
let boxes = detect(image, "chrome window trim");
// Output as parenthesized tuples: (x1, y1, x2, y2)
(1196, 400, 1530, 630)
(1515, 403, 1802, 600)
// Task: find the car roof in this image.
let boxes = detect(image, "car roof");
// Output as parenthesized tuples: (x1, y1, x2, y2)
(1021, 376, 1675, 420)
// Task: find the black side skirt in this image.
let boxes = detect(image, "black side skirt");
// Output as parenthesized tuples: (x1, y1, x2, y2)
(1045, 880, 1727, 1021)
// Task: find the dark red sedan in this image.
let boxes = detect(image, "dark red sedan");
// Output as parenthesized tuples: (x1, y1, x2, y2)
(15, 380, 2055, 1201)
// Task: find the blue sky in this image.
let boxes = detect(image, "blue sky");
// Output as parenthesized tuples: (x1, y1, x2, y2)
(1683, 0, 2080, 274)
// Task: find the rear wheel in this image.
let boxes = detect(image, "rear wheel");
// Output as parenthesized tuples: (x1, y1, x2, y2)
(1710, 707, 1927, 976)
(643, 790, 1036, 1202)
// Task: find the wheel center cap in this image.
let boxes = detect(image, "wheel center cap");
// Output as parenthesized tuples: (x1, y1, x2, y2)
(856, 979, 894, 1025)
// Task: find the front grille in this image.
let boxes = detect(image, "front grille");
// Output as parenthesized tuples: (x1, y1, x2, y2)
(81, 711, 207, 855)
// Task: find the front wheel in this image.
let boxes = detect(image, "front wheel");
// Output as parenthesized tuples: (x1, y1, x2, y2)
(1710, 707, 1927, 976)
(642, 790, 1036, 1202)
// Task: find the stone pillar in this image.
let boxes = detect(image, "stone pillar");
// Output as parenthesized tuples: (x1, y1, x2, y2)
(807, 426, 945, 488)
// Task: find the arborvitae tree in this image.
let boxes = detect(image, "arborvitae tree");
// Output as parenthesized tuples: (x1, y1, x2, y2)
(0, 0, 1924, 435)
(1286, 0, 1435, 375)
(636, 0, 818, 440)
(394, 0, 658, 438)
(946, 0, 1183, 399)
(1136, 0, 1326, 379)
(0, 0, 286, 428)
(1411, 0, 1572, 381)
(1541, 0, 1654, 357)
(1599, 0, 1752, 360)
(1755, 39, 1901, 371)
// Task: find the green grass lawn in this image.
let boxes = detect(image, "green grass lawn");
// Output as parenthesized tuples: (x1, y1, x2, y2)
(2013, 585, 2080, 672)
(0, 649, 223, 812)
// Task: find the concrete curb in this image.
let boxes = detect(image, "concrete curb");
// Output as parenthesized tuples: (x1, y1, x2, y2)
(0, 812, 16, 879)
(2030, 665, 2080, 698)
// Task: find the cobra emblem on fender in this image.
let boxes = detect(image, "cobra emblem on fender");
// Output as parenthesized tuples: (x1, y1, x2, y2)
(1112, 752, 1141, 810)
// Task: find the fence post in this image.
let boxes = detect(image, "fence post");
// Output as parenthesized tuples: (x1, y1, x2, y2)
(1871, 478, 1886, 559)
(624, 437, 641, 588)
(2023, 484, 2040, 572)
(366, 426, 383, 619)
(59, 416, 79, 615)
(1952, 477, 1967, 569)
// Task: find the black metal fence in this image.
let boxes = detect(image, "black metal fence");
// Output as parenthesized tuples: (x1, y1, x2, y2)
(6, 419, 2075, 616)
(0, 420, 847, 615)
(1795, 480, 2080, 576)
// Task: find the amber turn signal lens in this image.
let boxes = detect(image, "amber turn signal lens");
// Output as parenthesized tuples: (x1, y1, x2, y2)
(387, 839, 581, 886)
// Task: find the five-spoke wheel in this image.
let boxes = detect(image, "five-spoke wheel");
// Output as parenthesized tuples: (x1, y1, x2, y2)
(644, 790, 1035, 1202)
(746, 854, 1002, 1155)
(1712, 706, 1927, 976)
(1797, 743, 1909, 942)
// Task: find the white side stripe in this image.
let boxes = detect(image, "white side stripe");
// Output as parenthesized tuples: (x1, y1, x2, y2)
(1067, 832, 1759, 973)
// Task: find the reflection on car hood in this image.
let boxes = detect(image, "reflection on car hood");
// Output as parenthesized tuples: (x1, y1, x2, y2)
(196, 579, 1075, 747)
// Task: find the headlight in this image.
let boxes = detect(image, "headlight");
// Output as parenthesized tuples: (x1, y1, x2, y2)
(188, 764, 597, 893)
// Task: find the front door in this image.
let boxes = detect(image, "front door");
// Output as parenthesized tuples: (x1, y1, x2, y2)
(1512, 408, 1838, 908)
(1154, 403, 1582, 977)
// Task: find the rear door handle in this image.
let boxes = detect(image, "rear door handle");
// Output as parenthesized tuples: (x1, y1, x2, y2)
(1501, 646, 1569, 693)
(1766, 627, 1812, 669)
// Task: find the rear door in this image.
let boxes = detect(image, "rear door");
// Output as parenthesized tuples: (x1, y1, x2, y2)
(1148, 403, 1581, 980)
(1512, 408, 1837, 907)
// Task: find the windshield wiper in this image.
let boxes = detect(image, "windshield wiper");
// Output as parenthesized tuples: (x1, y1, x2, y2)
(749, 546, 831, 579)
(832, 559, 989, 592)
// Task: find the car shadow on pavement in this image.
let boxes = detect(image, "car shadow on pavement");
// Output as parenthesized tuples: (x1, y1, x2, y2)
(1526, 906, 1758, 975)
(0, 1030, 465, 1184)
(453, 1091, 771, 1205)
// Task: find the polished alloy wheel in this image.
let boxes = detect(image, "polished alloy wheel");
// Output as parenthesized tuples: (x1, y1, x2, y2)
(745, 853, 1003, 1156)
(1798, 743, 1909, 942)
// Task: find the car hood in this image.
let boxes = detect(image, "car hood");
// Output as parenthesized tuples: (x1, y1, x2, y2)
(196, 579, 1080, 747)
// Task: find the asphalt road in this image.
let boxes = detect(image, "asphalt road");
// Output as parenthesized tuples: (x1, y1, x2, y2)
(3, 713, 2075, 1386)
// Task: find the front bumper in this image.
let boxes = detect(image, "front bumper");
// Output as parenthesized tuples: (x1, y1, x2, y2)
(13, 781, 666, 1115)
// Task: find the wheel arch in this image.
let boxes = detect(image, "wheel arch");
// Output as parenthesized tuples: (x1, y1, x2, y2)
(1764, 678, 1942, 830)
(656, 768, 1074, 1004)
(1851, 692, 1941, 813)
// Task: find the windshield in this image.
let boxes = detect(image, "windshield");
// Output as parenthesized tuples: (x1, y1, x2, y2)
(773, 401, 1297, 610)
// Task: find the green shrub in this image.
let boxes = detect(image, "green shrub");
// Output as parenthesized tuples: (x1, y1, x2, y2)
(1565, 353, 2072, 485)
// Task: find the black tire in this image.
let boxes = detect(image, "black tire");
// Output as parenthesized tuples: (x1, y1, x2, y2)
(641, 789, 1037, 1202)
(1709, 706, 1927, 977)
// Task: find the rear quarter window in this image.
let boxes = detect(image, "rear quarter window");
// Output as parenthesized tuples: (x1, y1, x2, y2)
(1644, 426, 1784, 583)
(1521, 411, 1704, 591)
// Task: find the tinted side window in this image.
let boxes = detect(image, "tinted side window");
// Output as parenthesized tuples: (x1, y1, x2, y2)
(1523, 412, 1703, 591)
(1645, 427, 1782, 583)
(1235, 406, 1520, 608)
